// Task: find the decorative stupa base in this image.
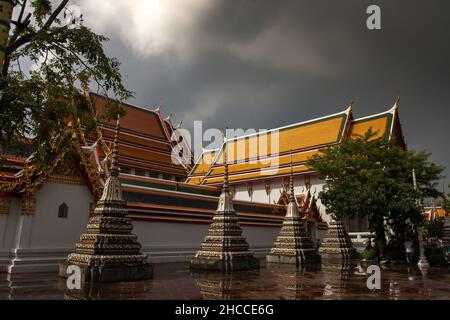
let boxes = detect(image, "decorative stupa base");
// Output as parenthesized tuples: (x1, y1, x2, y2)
(59, 261, 153, 282)
(319, 220, 359, 263)
(266, 250, 321, 265)
(190, 256, 259, 272)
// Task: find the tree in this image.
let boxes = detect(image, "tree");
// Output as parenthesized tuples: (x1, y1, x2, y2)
(307, 130, 445, 257)
(444, 184, 450, 212)
(0, 0, 132, 166)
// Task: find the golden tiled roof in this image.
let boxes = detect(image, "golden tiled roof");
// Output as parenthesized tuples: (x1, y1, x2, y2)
(187, 102, 403, 185)
(90, 93, 188, 177)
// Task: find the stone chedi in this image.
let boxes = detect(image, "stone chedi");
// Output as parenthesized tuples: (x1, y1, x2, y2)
(190, 134, 259, 271)
(60, 117, 152, 282)
(266, 157, 321, 265)
(318, 219, 358, 262)
(443, 216, 450, 247)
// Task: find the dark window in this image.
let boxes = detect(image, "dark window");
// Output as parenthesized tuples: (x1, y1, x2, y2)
(58, 203, 68, 218)
(162, 174, 172, 180)
(121, 167, 132, 174)
(135, 170, 146, 177)
(149, 172, 159, 179)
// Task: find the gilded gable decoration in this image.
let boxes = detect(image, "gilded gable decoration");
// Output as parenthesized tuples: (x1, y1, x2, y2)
(0, 196, 10, 215)
(304, 175, 311, 190)
(246, 182, 253, 198)
(21, 197, 36, 216)
(282, 177, 290, 194)
(230, 184, 236, 198)
(264, 180, 271, 196)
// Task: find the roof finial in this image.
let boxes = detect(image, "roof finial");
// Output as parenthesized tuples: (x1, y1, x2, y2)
(348, 98, 355, 111)
(393, 95, 400, 110)
(165, 112, 173, 121)
(223, 128, 229, 192)
(110, 115, 121, 177)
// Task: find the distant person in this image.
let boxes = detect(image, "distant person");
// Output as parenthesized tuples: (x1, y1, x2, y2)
(404, 239, 414, 264)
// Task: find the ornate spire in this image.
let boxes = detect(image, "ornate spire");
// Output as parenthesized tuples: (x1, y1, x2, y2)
(267, 149, 321, 265)
(286, 151, 299, 218)
(216, 129, 233, 212)
(64, 116, 152, 282)
(289, 151, 294, 203)
(110, 115, 120, 177)
(190, 127, 258, 271)
(223, 128, 229, 192)
(98, 115, 123, 203)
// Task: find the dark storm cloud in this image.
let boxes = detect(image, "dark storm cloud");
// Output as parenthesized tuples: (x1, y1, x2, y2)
(80, 0, 450, 187)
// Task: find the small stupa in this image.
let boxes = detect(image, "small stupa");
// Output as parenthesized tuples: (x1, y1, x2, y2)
(266, 154, 321, 265)
(190, 131, 259, 271)
(443, 216, 450, 247)
(318, 219, 359, 262)
(59, 116, 153, 282)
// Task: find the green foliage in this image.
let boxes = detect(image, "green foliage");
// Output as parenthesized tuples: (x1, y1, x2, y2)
(425, 245, 447, 266)
(425, 218, 444, 239)
(31, 0, 52, 25)
(307, 129, 445, 256)
(383, 245, 405, 261)
(361, 247, 378, 260)
(444, 184, 450, 212)
(0, 0, 132, 166)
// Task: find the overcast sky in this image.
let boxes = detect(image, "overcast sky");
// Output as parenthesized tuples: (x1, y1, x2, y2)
(75, 0, 450, 190)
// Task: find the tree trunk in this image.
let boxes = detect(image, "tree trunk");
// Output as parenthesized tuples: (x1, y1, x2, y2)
(370, 218, 387, 257)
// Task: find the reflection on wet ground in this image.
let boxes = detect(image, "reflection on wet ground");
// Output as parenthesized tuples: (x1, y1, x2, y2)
(0, 259, 449, 300)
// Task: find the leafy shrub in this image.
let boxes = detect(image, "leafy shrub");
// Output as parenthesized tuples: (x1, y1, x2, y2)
(425, 246, 447, 266)
(425, 219, 444, 238)
(383, 246, 404, 261)
(361, 247, 378, 260)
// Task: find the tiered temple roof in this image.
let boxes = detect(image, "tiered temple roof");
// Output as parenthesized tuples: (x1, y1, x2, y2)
(0, 95, 285, 226)
(89, 93, 190, 179)
(186, 100, 405, 185)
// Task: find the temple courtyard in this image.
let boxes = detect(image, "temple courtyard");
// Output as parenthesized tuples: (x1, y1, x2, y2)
(1, 260, 449, 300)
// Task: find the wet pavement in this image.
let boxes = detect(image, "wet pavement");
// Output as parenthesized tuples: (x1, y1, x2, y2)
(0, 260, 449, 300)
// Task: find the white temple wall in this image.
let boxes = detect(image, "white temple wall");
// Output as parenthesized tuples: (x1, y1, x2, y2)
(0, 197, 20, 272)
(269, 180, 283, 205)
(133, 220, 280, 263)
(6, 181, 93, 274)
(28, 182, 92, 248)
(2, 179, 282, 273)
(251, 187, 269, 204)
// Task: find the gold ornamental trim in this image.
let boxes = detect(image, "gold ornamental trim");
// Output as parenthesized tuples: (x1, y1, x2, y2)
(48, 174, 84, 185)
(21, 197, 36, 216)
(0, 196, 10, 215)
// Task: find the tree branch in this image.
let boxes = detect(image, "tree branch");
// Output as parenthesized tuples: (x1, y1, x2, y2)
(43, 0, 69, 29)
(17, 0, 27, 24)
(2, 0, 69, 76)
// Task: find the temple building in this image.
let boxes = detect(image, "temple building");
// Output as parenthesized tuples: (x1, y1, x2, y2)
(187, 99, 405, 237)
(0, 94, 283, 274)
(0, 94, 406, 274)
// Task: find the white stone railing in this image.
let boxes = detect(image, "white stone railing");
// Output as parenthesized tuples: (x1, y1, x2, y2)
(348, 232, 374, 244)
